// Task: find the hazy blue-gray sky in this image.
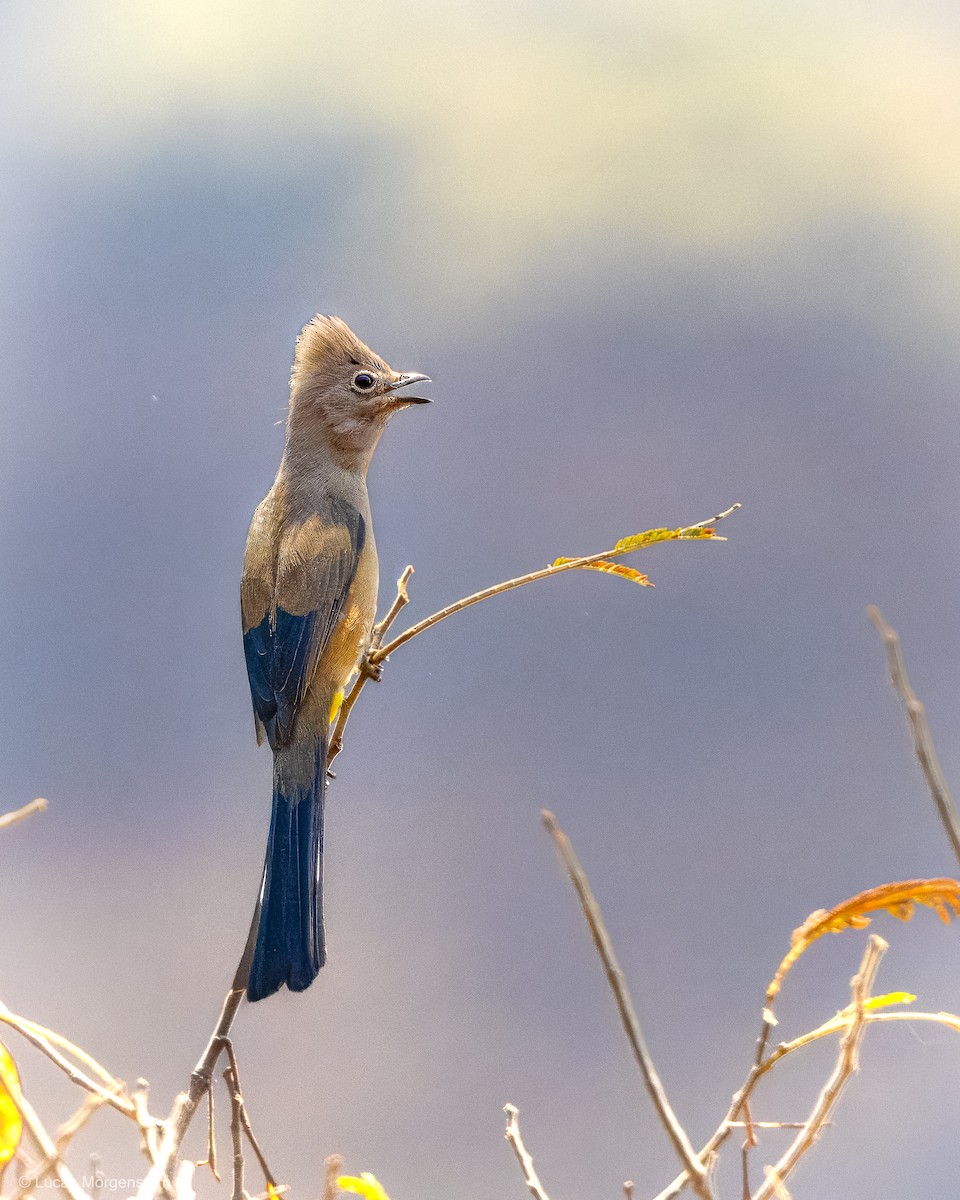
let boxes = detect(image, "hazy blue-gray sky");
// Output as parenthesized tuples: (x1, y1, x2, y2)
(3, 2, 960, 1197)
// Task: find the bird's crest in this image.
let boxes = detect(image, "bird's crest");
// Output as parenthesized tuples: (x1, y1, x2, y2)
(292, 315, 387, 384)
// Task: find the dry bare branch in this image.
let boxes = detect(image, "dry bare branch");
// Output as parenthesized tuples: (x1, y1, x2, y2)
(173, 1161, 195, 1200)
(0, 1001, 135, 1119)
(752, 935, 886, 1200)
(137, 974, 251, 1200)
(0, 798, 47, 831)
(541, 811, 714, 1200)
(14, 1093, 106, 1200)
(220, 1040, 279, 1192)
(9, 1084, 88, 1200)
(655, 999, 960, 1200)
(322, 1155, 343, 1200)
(133, 1080, 162, 1165)
(503, 1104, 552, 1200)
(196, 1081, 219, 1182)
(867, 605, 960, 867)
(223, 1067, 245, 1200)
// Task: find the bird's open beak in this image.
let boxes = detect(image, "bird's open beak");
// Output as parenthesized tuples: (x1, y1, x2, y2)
(386, 373, 432, 404)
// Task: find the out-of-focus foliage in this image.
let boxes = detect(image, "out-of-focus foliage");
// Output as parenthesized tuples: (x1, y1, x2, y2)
(337, 1172, 390, 1200)
(0, 1042, 22, 1174)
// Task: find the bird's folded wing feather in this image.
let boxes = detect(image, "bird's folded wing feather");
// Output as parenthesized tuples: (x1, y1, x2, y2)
(241, 496, 365, 748)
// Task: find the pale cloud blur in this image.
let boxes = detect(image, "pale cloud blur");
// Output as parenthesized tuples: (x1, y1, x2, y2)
(6, 0, 960, 320)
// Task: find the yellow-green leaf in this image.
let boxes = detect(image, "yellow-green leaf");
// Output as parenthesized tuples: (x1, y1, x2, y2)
(863, 991, 917, 1010)
(338, 1173, 390, 1200)
(0, 1042, 22, 1169)
(614, 525, 721, 555)
(553, 557, 653, 586)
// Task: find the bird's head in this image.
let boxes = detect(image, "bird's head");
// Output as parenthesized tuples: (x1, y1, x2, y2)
(288, 315, 431, 470)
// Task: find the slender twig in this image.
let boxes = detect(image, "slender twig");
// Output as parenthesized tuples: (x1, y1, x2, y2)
(197, 1082, 219, 1182)
(220, 1040, 279, 1191)
(541, 811, 714, 1200)
(503, 1104, 552, 1200)
(761, 1170, 791, 1200)
(14, 1093, 106, 1199)
(652, 1001, 956, 1200)
(327, 503, 734, 767)
(371, 565, 416, 652)
(867, 605, 960, 867)
(752, 935, 886, 1200)
(137, 932, 255, 1200)
(133, 1080, 162, 1165)
(652, 995, 781, 1200)
(728, 1122, 828, 1130)
(328, 566, 414, 767)
(0, 798, 47, 830)
(0, 1001, 135, 1118)
(375, 505, 739, 664)
(174, 1161, 196, 1200)
(9, 1084, 88, 1200)
(322, 1155, 343, 1200)
(223, 1067, 245, 1200)
(740, 1097, 757, 1200)
(623, 1183, 634, 1200)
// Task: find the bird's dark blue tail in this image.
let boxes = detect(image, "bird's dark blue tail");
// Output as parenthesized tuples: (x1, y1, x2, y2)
(247, 740, 326, 1002)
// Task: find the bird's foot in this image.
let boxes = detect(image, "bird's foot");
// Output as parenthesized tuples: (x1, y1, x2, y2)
(360, 652, 384, 683)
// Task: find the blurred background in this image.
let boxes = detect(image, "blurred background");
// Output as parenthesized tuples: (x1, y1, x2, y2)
(2, 1, 960, 1196)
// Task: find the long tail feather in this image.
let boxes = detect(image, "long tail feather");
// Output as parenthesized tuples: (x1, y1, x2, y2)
(247, 739, 326, 1001)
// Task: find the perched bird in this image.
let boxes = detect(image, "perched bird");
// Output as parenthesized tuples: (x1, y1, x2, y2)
(241, 316, 431, 1001)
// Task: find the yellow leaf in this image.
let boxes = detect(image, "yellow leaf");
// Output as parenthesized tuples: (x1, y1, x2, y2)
(553, 557, 653, 587)
(862, 991, 917, 1010)
(614, 525, 722, 554)
(0, 1042, 22, 1170)
(337, 1173, 390, 1200)
(767, 879, 960, 1003)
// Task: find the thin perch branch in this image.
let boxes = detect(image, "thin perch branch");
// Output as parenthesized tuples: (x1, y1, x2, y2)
(223, 1067, 245, 1200)
(375, 505, 740, 663)
(220, 1040, 279, 1192)
(503, 1104, 552, 1200)
(867, 605, 960, 867)
(197, 1083, 219, 1182)
(752, 935, 886, 1200)
(541, 811, 714, 1200)
(321, 1155, 343, 1200)
(328, 566, 414, 767)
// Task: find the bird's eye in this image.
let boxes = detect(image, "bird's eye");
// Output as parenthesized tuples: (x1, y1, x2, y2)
(352, 371, 375, 391)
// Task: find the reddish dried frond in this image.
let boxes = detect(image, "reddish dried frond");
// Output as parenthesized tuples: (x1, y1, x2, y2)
(766, 878, 960, 1003)
(553, 557, 653, 586)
